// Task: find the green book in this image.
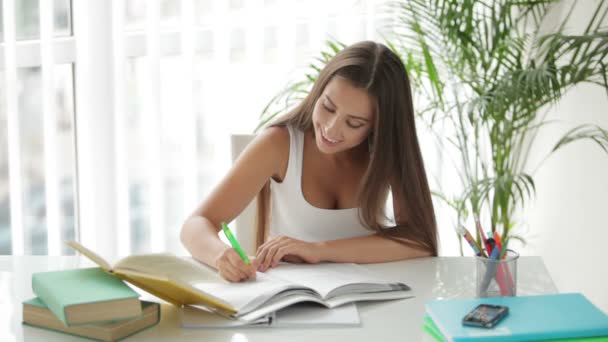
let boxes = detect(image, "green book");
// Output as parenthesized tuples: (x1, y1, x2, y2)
(31, 267, 142, 326)
(423, 316, 447, 342)
(23, 297, 160, 342)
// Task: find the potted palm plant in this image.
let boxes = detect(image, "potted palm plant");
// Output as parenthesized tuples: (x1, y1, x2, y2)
(257, 0, 608, 253)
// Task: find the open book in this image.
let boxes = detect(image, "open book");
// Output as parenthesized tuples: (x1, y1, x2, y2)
(66, 241, 414, 322)
(66, 241, 236, 316)
(186, 262, 413, 322)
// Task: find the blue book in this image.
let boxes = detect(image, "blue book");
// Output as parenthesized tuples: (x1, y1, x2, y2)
(425, 293, 608, 341)
(423, 316, 608, 342)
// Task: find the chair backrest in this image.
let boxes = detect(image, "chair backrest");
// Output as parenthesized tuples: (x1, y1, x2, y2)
(230, 134, 257, 255)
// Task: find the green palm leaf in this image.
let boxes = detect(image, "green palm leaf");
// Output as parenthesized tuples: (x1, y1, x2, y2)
(260, 0, 608, 250)
(552, 124, 608, 154)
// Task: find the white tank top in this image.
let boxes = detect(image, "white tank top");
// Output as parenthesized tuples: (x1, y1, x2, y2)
(268, 125, 373, 242)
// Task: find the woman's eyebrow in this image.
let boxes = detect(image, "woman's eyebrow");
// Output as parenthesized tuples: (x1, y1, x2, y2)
(325, 94, 338, 108)
(325, 94, 371, 122)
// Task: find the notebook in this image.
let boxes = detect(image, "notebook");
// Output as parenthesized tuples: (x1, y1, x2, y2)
(180, 302, 360, 328)
(425, 293, 608, 341)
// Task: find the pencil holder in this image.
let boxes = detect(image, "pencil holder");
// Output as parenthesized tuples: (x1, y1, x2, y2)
(475, 249, 518, 298)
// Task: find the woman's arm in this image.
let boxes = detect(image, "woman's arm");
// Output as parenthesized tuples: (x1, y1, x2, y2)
(255, 180, 431, 271)
(255, 234, 431, 271)
(180, 127, 289, 280)
(317, 234, 432, 263)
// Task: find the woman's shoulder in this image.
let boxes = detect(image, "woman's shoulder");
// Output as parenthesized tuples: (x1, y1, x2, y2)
(256, 125, 290, 149)
(255, 125, 290, 181)
(261, 125, 290, 141)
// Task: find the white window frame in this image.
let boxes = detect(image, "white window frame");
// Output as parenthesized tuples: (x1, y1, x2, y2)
(2, 0, 210, 257)
(3, 0, 389, 257)
(2, 0, 80, 256)
(72, 1, 120, 257)
(1, 1, 121, 256)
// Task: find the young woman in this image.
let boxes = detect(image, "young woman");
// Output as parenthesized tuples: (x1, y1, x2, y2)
(181, 41, 437, 282)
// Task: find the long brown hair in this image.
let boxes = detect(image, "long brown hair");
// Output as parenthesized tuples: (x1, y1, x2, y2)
(255, 41, 438, 256)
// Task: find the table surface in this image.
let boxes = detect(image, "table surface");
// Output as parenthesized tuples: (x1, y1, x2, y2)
(0, 256, 557, 341)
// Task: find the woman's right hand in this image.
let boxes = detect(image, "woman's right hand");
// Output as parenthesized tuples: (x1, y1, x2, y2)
(215, 248, 259, 282)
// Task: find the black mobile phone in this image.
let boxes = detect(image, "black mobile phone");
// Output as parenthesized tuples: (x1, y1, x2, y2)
(462, 304, 509, 328)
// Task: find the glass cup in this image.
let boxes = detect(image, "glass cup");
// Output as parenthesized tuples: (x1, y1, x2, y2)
(476, 249, 518, 297)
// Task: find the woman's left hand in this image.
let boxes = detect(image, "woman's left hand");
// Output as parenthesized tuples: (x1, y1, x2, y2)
(255, 236, 323, 272)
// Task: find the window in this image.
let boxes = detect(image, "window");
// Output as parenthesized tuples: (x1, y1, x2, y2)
(12, 64, 76, 255)
(1, 0, 76, 255)
(2, 0, 390, 256)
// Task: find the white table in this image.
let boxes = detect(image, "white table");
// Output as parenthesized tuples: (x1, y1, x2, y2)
(0, 256, 557, 341)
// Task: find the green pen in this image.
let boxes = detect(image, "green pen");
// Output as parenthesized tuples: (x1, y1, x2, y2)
(221, 222, 251, 264)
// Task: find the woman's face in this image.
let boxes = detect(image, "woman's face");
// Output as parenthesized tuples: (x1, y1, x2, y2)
(312, 77, 375, 155)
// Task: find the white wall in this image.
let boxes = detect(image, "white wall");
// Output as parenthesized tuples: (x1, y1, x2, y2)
(521, 0, 608, 313)
(523, 83, 608, 313)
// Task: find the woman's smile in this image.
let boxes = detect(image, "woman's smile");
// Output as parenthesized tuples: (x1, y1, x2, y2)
(320, 126, 343, 146)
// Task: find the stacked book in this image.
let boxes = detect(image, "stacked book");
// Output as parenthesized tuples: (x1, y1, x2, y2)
(423, 293, 608, 342)
(23, 267, 160, 342)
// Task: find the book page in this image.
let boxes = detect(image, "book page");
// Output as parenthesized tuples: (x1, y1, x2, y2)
(265, 263, 400, 298)
(115, 255, 222, 285)
(65, 240, 112, 271)
(190, 271, 302, 315)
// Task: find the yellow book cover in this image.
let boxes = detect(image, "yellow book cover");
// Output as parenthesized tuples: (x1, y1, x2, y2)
(65, 241, 236, 316)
